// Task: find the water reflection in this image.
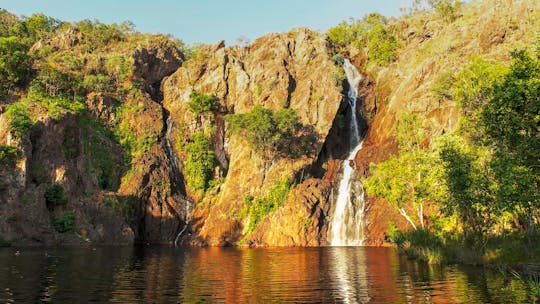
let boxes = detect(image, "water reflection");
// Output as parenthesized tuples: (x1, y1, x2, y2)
(0, 246, 535, 303)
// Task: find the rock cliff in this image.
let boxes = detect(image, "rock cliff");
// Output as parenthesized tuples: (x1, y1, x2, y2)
(162, 28, 344, 246)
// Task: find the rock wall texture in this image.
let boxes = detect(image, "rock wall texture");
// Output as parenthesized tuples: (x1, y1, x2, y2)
(162, 28, 344, 246)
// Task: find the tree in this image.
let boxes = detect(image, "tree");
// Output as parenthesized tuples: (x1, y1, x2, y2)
(365, 113, 446, 229)
(327, 13, 399, 66)
(187, 90, 219, 115)
(0, 36, 32, 95)
(5, 102, 33, 138)
(225, 106, 312, 159)
(184, 133, 216, 192)
(435, 135, 497, 246)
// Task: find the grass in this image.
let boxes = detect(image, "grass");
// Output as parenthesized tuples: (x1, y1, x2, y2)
(390, 227, 540, 267)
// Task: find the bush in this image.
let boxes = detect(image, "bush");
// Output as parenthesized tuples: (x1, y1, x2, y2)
(0, 145, 18, 167)
(184, 132, 216, 192)
(5, 102, 33, 138)
(243, 177, 291, 234)
(45, 184, 66, 207)
(0, 36, 31, 95)
(327, 13, 400, 66)
(187, 90, 219, 115)
(430, 0, 463, 22)
(52, 211, 75, 233)
(82, 74, 114, 92)
(225, 106, 315, 158)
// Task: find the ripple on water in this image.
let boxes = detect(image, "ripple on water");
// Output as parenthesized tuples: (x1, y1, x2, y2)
(0, 246, 536, 303)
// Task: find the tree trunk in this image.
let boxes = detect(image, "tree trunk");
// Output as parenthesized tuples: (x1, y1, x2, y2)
(399, 207, 417, 230)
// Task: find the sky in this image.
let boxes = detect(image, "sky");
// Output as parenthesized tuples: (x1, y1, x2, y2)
(0, 0, 414, 45)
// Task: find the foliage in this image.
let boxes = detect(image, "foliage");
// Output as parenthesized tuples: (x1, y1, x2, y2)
(436, 134, 497, 246)
(410, 0, 464, 22)
(330, 66, 346, 87)
(0, 9, 19, 37)
(242, 177, 291, 234)
(82, 74, 114, 92)
(184, 132, 216, 192)
(52, 211, 75, 233)
(31, 63, 82, 99)
(9, 13, 62, 43)
(0, 145, 18, 167)
(25, 87, 86, 120)
(75, 19, 126, 52)
(187, 90, 219, 115)
(225, 106, 315, 159)
(114, 104, 157, 159)
(365, 20, 400, 65)
(45, 184, 66, 208)
(365, 112, 446, 229)
(0, 36, 32, 95)
(327, 13, 400, 66)
(78, 115, 122, 189)
(379, 47, 540, 266)
(5, 102, 33, 138)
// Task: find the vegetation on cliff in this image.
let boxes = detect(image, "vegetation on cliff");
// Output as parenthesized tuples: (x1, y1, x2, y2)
(0, 9, 184, 245)
(365, 45, 540, 266)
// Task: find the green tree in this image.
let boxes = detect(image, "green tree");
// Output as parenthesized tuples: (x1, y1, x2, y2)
(45, 184, 66, 207)
(327, 13, 399, 66)
(184, 132, 216, 192)
(5, 102, 33, 138)
(0, 9, 19, 37)
(365, 113, 446, 229)
(52, 211, 75, 233)
(225, 106, 312, 159)
(187, 90, 219, 115)
(0, 36, 32, 95)
(0, 145, 18, 167)
(435, 135, 497, 246)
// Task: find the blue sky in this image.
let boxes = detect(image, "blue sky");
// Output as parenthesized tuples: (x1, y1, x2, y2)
(0, 0, 414, 45)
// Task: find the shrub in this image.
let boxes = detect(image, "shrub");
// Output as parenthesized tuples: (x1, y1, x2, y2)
(82, 74, 114, 92)
(225, 106, 315, 158)
(184, 132, 216, 192)
(5, 102, 33, 138)
(187, 90, 219, 115)
(0, 145, 18, 167)
(327, 14, 399, 66)
(52, 211, 75, 233)
(430, 0, 463, 22)
(0, 36, 31, 95)
(366, 24, 400, 66)
(45, 184, 66, 207)
(243, 177, 291, 234)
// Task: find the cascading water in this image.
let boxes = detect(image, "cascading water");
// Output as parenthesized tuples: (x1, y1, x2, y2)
(328, 59, 366, 246)
(161, 110, 191, 246)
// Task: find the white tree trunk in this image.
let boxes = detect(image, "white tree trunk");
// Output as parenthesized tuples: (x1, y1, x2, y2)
(399, 207, 417, 230)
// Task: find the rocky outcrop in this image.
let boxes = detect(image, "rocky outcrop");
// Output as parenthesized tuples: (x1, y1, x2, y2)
(163, 28, 344, 246)
(355, 0, 539, 245)
(0, 36, 185, 246)
(0, 114, 133, 246)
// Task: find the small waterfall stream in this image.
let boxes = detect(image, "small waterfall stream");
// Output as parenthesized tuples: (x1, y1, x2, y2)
(328, 59, 366, 246)
(161, 109, 191, 246)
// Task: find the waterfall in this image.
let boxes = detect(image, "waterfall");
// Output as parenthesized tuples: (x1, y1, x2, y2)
(161, 111, 191, 246)
(328, 59, 366, 246)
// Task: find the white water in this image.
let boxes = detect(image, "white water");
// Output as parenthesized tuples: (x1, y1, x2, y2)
(162, 114, 191, 247)
(329, 59, 366, 246)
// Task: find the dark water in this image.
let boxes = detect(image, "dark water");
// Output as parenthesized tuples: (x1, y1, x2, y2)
(0, 246, 534, 303)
